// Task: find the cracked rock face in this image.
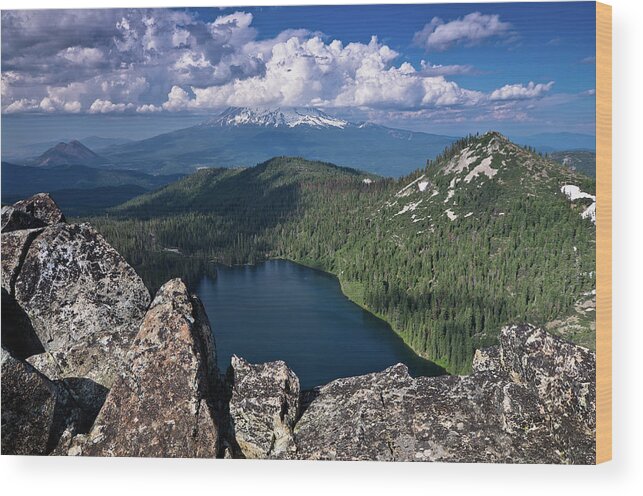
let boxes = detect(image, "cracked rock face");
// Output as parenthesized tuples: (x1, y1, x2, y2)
(1, 228, 44, 294)
(0, 347, 91, 456)
(499, 324, 596, 461)
(76, 279, 220, 458)
(11, 193, 66, 226)
(1, 206, 46, 233)
(293, 325, 595, 464)
(226, 355, 300, 459)
(1, 348, 59, 455)
(14, 223, 150, 388)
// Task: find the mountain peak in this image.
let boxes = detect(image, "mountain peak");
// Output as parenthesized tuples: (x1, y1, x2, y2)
(34, 140, 103, 167)
(205, 107, 350, 129)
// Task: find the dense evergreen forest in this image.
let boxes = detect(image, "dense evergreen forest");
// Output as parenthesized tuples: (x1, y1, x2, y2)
(88, 132, 596, 374)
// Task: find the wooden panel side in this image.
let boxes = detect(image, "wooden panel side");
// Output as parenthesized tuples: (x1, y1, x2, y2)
(595, 1, 612, 464)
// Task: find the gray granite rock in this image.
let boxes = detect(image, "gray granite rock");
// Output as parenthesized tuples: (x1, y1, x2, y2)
(1, 227, 43, 294)
(11, 193, 65, 226)
(225, 355, 300, 459)
(14, 223, 150, 388)
(1, 348, 59, 455)
(75, 279, 220, 458)
(498, 324, 596, 462)
(293, 325, 595, 464)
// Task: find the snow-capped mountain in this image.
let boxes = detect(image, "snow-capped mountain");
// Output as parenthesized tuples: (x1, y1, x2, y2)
(99, 108, 457, 176)
(206, 107, 350, 129)
(207, 107, 350, 129)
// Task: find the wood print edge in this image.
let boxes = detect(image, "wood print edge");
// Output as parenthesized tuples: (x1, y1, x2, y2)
(595, 0, 612, 464)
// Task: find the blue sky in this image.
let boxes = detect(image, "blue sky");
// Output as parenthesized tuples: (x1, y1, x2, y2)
(1, 2, 596, 136)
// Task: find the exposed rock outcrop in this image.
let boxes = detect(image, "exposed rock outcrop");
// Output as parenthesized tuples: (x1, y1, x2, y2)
(75, 279, 220, 458)
(1, 194, 150, 446)
(1, 348, 60, 455)
(0, 347, 92, 455)
(12, 193, 65, 226)
(1, 206, 46, 233)
(225, 355, 300, 459)
(293, 324, 595, 464)
(15, 222, 150, 387)
(1, 227, 43, 294)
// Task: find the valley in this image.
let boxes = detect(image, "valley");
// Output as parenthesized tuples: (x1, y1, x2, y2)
(87, 132, 596, 374)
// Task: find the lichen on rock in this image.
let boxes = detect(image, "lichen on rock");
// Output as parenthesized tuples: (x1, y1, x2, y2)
(292, 324, 595, 464)
(225, 355, 300, 459)
(75, 279, 220, 458)
(15, 223, 150, 388)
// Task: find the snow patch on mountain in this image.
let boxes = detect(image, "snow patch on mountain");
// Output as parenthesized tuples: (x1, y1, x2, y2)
(443, 147, 478, 174)
(561, 185, 596, 225)
(581, 203, 596, 223)
(396, 175, 427, 197)
(394, 200, 423, 217)
(561, 185, 595, 202)
(444, 176, 459, 202)
(464, 156, 497, 183)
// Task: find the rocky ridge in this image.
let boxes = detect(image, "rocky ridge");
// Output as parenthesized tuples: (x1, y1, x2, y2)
(1, 194, 596, 463)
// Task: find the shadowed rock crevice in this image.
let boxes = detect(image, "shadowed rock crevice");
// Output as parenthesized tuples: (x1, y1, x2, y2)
(1, 288, 44, 359)
(1, 348, 101, 456)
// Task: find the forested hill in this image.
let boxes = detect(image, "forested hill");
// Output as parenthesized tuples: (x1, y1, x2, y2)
(90, 132, 596, 374)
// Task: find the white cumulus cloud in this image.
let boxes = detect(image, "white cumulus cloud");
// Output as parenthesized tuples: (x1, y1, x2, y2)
(88, 99, 134, 113)
(490, 81, 554, 101)
(159, 36, 484, 112)
(413, 12, 512, 52)
(58, 46, 105, 65)
(1, 8, 553, 120)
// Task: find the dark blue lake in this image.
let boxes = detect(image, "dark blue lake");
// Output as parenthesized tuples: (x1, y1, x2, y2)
(196, 259, 444, 389)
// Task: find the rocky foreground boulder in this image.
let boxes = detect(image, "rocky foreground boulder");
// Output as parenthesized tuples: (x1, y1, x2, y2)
(293, 324, 595, 464)
(1, 347, 96, 455)
(1, 194, 148, 454)
(11, 193, 66, 226)
(0, 193, 65, 234)
(1, 348, 61, 455)
(1, 194, 150, 420)
(1, 194, 596, 463)
(224, 356, 300, 459)
(75, 279, 220, 458)
(16, 223, 151, 388)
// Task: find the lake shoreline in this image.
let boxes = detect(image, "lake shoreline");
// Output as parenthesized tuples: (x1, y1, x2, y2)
(206, 256, 448, 377)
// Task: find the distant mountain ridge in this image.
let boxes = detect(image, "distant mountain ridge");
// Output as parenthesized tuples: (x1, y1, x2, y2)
(31, 140, 106, 167)
(510, 132, 596, 152)
(1, 162, 183, 215)
(549, 150, 596, 178)
(1, 136, 133, 162)
(100, 107, 458, 176)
